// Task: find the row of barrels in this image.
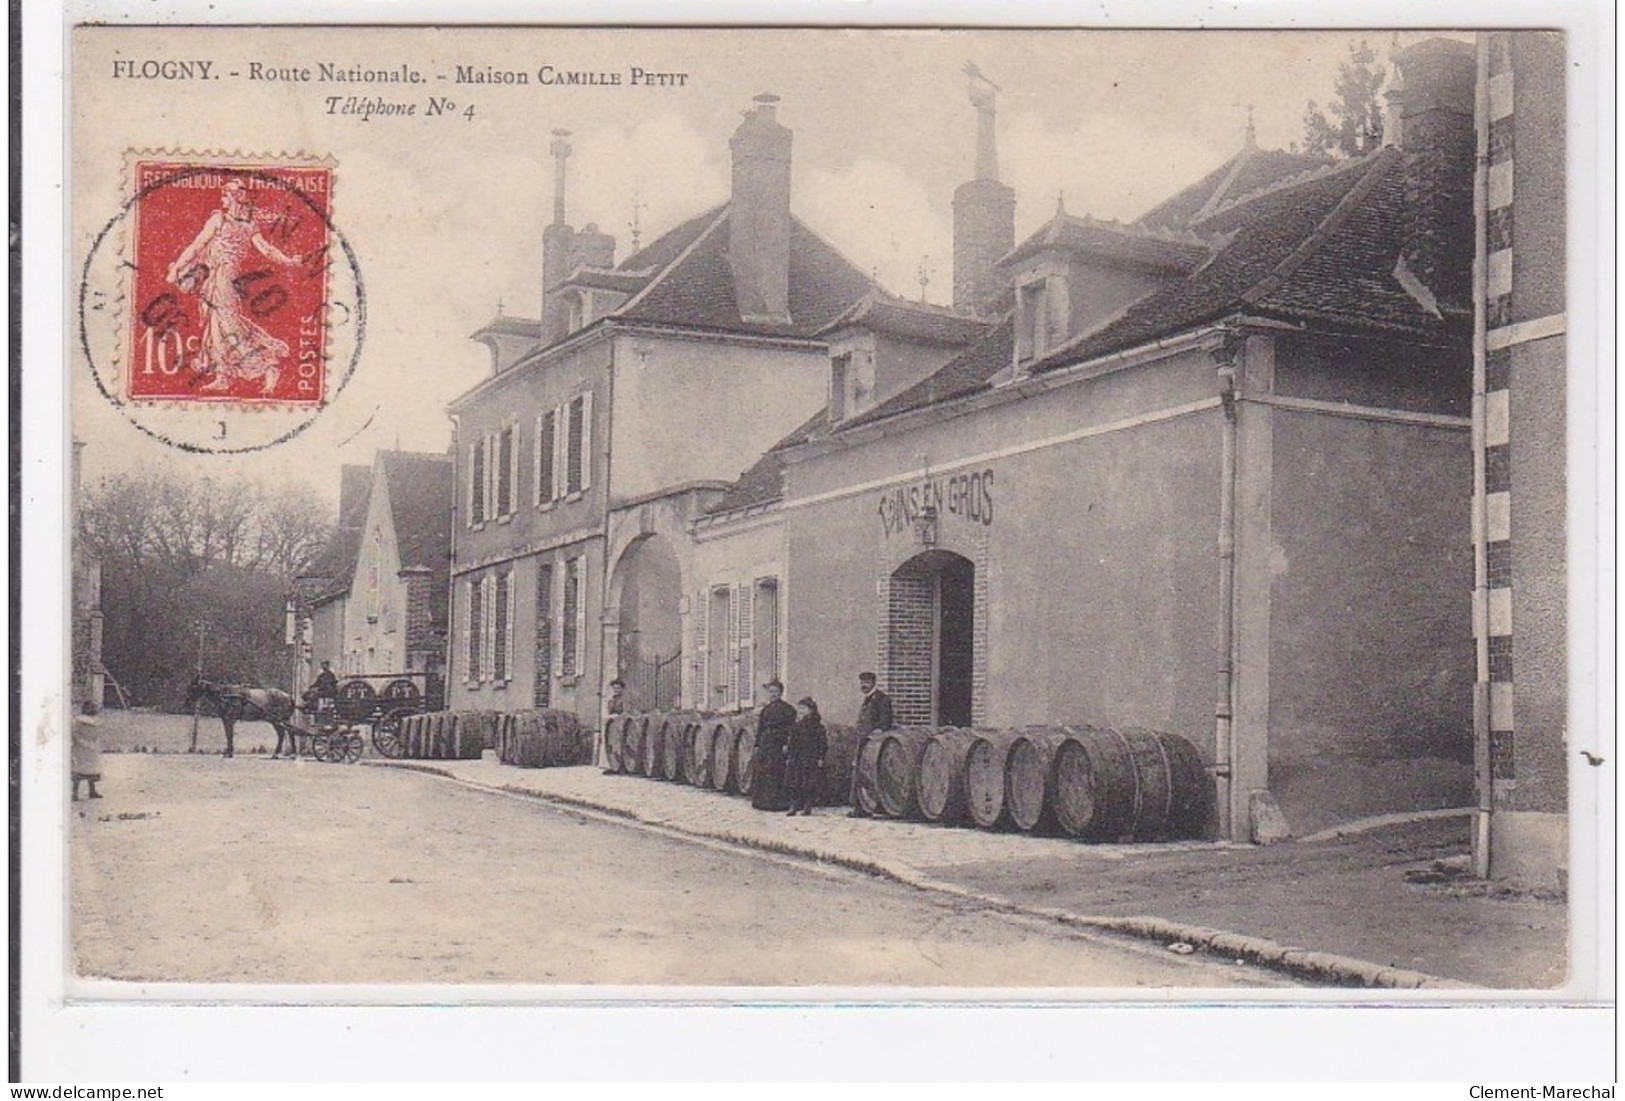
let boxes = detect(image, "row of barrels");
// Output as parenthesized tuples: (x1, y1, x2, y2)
(853, 725, 1211, 841)
(399, 709, 588, 767)
(494, 709, 591, 768)
(604, 712, 860, 806)
(399, 710, 496, 760)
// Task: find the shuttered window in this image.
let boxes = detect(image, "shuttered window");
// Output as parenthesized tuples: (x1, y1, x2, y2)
(566, 394, 589, 495)
(534, 563, 553, 707)
(466, 578, 483, 683)
(561, 557, 581, 678)
(535, 411, 556, 506)
(496, 425, 516, 517)
(493, 571, 511, 683)
(469, 439, 486, 525)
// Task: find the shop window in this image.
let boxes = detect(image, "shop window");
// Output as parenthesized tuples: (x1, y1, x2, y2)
(753, 577, 780, 689)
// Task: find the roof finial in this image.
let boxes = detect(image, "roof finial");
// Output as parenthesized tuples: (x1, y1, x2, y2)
(495, 295, 504, 317)
(917, 255, 932, 303)
(1056, 190, 1066, 216)
(1244, 104, 1257, 150)
(628, 187, 647, 252)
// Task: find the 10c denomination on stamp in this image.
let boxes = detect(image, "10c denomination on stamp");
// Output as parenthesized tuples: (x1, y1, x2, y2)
(79, 154, 365, 454)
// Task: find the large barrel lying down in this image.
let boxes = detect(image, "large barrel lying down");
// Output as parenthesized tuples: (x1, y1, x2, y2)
(964, 730, 1021, 829)
(875, 728, 934, 819)
(733, 720, 759, 798)
(641, 715, 666, 778)
(1005, 727, 1074, 833)
(818, 723, 860, 807)
(704, 721, 739, 794)
(657, 713, 689, 781)
(622, 716, 650, 777)
(1051, 727, 1211, 841)
(501, 709, 590, 768)
(917, 728, 979, 824)
(852, 734, 885, 816)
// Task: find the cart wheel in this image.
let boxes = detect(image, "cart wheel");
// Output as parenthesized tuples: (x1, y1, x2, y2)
(309, 733, 331, 762)
(372, 710, 407, 759)
(342, 730, 364, 764)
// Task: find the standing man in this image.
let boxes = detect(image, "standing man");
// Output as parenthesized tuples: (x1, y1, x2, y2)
(600, 677, 626, 770)
(848, 671, 895, 816)
(309, 660, 340, 722)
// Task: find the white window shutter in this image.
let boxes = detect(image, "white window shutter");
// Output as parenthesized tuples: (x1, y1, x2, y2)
(736, 583, 754, 708)
(726, 586, 741, 710)
(504, 571, 516, 682)
(551, 407, 565, 501)
(485, 432, 496, 521)
(533, 414, 544, 506)
(462, 579, 474, 684)
(573, 557, 588, 682)
(466, 443, 477, 526)
(580, 389, 593, 491)
(693, 589, 708, 711)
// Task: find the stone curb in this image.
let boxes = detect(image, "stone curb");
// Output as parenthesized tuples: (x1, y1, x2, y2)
(371, 760, 1472, 991)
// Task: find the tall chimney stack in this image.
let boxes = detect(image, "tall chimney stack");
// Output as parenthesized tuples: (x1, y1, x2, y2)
(953, 63, 1016, 316)
(541, 128, 578, 344)
(1391, 38, 1476, 309)
(729, 93, 794, 326)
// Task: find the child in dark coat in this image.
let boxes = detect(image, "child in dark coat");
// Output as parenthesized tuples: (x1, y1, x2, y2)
(784, 697, 827, 816)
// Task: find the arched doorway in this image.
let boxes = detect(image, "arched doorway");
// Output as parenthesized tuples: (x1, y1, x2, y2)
(610, 534, 683, 712)
(887, 550, 975, 727)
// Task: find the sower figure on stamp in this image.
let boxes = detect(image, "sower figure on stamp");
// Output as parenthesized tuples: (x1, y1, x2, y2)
(164, 178, 304, 395)
(848, 671, 894, 817)
(750, 679, 795, 812)
(784, 697, 827, 816)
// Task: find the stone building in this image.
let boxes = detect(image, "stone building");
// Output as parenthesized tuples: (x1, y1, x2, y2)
(690, 42, 1485, 843)
(446, 94, 870, 726)
(299, 450, 453, 707)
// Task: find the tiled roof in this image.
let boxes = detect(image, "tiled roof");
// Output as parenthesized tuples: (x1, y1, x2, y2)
(817, 289, 993, 347)
(1036, 148, 1452, 369)
(1136, 145, 1335, 231)
(1000, 212, 1211, 273)
(470, 316, 543, 341)
(378, 451, 455, 629)
(616, 204, 725, 275)
(840, 315, 1015, 428)
(616, 208, 873, 339)
(301, 464, 373, 603)
(704, 409, 830, 516)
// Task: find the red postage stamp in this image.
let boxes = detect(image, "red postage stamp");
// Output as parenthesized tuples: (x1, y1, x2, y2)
(126, 161, 334, 405)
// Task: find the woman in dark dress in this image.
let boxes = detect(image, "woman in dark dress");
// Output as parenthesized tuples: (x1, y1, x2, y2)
(783, 697, 827, 816)
(750, 680, 796, 811)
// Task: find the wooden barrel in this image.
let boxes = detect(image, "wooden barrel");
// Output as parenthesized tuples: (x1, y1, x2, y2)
(429, 712, 450, 759)
(965, 731, 1020, 829)
(852, 734, 884, 816)
(917, 728, 979, 824)
(601, 715, 624, 773)
(623, 716, 648, 776)
(733, 721, 758, 797)
(1051, 727, 1212, 841)
(513, 710, 590, 768)
(687, 718, 713, 788)
(875, 728, 933, 819)
(658, 715, 685, 780)
(674, 718, 700, 783)
(820, 723, 860, 807)
(1005, 728, 1071, 832)
(642, 714, 667, 778)
(707, 721, 739, 793)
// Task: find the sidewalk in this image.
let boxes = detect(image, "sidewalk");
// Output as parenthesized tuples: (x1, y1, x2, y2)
(372, 757, 1567, 991)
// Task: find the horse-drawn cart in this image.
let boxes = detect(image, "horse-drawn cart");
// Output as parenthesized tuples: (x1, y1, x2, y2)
(295, 672, 433, 763)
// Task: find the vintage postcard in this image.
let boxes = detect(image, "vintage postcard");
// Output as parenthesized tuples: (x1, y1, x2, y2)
(23, 1, 1613, 1082)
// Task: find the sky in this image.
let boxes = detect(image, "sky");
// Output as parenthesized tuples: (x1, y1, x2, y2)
(70, 25, 1460, 503)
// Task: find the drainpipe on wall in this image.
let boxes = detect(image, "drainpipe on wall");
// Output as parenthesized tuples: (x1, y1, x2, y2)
(1469, 38, 1494, 879)
(1211, 331, 1242, 840)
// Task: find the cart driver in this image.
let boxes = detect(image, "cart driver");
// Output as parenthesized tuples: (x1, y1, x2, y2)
(310, 661, 340, 719)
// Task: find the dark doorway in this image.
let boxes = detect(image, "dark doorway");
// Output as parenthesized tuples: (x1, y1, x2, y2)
(888, 550, 975, 727)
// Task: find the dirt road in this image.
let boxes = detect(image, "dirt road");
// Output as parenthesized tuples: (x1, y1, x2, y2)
(71, 752, 1297, 988)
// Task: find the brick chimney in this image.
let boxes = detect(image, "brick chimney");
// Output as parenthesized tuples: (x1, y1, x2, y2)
(729, 94, 794, 326)
(1390, 38, 1476, 310)
(541, 128, 577, 345)
(953, 65, 1016, 316)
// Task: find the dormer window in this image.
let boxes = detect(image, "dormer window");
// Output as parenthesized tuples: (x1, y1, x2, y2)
(829, 348, 877, 422)
(565, 292, 586, 335)
(1014, 270, 1071, 371)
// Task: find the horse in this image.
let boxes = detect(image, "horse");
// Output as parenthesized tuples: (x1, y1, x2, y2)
(185, 676, 298, 759)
